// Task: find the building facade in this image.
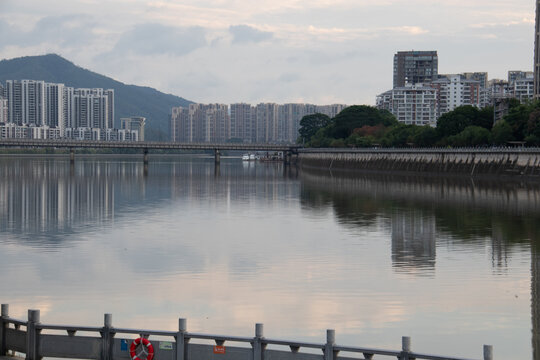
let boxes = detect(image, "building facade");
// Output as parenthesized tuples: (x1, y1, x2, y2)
(0, 80, 142, 141)
(6, 80, 46, 126)
(121, 116, 146, 141)
(534, 0, 540, 99)
(393, 51, 438, 88)
(0, 97, 7, 124)
(376, 84, 437, 126)
(172, 102, 347, 144)
(431, 74, 482, 117)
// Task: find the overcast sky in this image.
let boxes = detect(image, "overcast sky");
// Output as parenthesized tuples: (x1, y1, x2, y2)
(0, 0, 536, 105)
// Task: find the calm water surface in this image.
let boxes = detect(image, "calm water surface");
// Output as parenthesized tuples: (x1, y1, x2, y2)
(0, 155, 538, 360)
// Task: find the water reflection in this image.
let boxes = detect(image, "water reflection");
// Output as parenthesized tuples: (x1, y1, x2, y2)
(0, 157, 536, 359)
(300, 168, 540, 359)
(0, 156, 297, 246)
(300, 169, 540, 270)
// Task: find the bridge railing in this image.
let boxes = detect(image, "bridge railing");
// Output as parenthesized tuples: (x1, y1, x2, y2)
(0, 305, 492, 360)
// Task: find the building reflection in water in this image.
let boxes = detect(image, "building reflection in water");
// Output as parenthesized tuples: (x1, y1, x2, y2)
(391, 210, 436, 273)
(0, 157, 297, 245)
(300, 168, 540, 359)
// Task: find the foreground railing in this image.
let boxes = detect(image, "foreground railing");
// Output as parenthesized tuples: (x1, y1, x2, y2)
(0, 304, 493, 360)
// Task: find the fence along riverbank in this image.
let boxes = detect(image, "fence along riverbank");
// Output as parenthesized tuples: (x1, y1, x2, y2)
(0, 305, 493, 360)
(298, 148, 540, 177)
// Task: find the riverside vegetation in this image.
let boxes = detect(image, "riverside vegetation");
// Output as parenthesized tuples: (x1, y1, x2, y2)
(298, 99, 540, 148)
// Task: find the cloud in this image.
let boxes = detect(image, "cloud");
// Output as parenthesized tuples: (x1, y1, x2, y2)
(0, 14, 98, 49)
(229, 25, 273, 44)
(112, 23, 207, 56)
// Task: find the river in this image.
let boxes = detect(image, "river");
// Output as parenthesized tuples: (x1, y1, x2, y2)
(0, 155, 537, 360)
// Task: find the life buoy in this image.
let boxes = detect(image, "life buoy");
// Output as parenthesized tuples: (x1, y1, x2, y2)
(129, 337, 155, 360)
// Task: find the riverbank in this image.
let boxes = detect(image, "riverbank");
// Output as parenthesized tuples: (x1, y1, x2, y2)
(298, 148, 540, 178)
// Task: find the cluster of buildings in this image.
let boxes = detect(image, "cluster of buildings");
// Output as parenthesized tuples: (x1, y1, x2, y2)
(0, 80, 145, 141)
(376, 51, 534, 126)
(170, 103, 346, 143)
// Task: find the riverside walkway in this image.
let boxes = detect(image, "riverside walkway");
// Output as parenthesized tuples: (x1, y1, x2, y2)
(0, 305, 493, 360)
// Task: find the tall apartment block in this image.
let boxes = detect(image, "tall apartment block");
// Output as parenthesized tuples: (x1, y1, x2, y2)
(170, 104, 230, 143)
(0, 97, 7, 124)
(45, 83, 65, 133)
(376, 84, 437, 126)
(121, 117, 146, 141)
(393, 51, 438, 87)
(535, 0, 540, 98)
(6, 80, 46, 126)
(172, 103, 347, 144)
(230, 103, 254, 142)
(431, 74, 482, 117)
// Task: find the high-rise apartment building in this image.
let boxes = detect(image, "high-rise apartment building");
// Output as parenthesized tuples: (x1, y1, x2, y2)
(6, 80, 46, 126)
(509, 71, 535, 102)
(170, 106, 191, 142)
(0, 97, 7, 124)
(431, 74, 482, 117)
(255, 103, 278, 143)
(170, 104, 229, 143)
(376, 84, 437, 126)
(535, 0, 540, 98)
(462, 72, 488, 89)
(393, 51, 438, 87)
(45, 83, 65, 134)
(121, 116, 146, 141)
(230, 103, 254, 142)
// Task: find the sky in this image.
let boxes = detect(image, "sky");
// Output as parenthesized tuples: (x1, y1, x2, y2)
(0, 0, 536, 106)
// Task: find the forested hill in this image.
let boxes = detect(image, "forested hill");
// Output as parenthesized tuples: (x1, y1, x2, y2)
(0, 54, 192, 140)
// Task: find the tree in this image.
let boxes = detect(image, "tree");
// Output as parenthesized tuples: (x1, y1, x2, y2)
(412, 126, 438, 147)
(328, 105, 398, 139)
(298, 113, 331, 144)
(504, 103, 530, 141)
(436, 106, 482, 138)
(491, 120, 514, 145)
(380, 124, 417, 147)
(447, 126, 491, 147)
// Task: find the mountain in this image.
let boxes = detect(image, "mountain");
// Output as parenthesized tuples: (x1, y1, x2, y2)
(0, 54, 192, 140)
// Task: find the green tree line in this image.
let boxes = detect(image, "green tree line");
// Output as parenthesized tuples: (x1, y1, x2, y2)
(298, 100, 540, 148)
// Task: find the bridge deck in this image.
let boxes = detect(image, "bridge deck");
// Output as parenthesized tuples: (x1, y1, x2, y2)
(0, 139, 301, 152)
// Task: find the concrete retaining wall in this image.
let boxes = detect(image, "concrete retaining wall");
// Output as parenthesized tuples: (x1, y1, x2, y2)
(299, 149, 540, 177)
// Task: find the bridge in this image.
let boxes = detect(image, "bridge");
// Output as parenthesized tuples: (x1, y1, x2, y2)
(0, 305, 493, 360)
(0, 139, 303, 164)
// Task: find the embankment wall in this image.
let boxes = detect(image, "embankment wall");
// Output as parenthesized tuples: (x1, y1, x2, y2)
(298, 148, 540, 177)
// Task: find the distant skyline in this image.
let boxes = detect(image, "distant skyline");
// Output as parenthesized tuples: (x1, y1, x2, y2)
(0, 0, 535, 106)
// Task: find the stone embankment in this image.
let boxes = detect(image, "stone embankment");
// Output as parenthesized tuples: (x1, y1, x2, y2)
(299, 148, 540, 177)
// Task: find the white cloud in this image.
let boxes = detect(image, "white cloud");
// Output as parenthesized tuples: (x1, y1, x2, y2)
(0, 0, 536, 105)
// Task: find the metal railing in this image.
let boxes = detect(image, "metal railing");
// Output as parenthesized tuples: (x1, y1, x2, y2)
(0, 304, 493, 360)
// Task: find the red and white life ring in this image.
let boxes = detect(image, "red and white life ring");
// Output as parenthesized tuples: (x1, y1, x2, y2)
(129, 337, 155, 360)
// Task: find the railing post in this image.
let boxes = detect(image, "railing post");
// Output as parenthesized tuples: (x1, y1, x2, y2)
(101, 314, 113, 360)
(26, 309, 40, 360)
(176, 318, 187, 360)
(324, 329, 335, 360)
(1, 304, 8, 356)
(400, 336, 411, 360)
(253, 323, 264, 360)
(483, 345, 493, 360)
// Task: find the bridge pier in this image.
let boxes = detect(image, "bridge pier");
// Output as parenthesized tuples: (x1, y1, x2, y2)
(143, 148, 149, 165)
(214, 149, 221, 164)
(283, 151, 292, 165)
